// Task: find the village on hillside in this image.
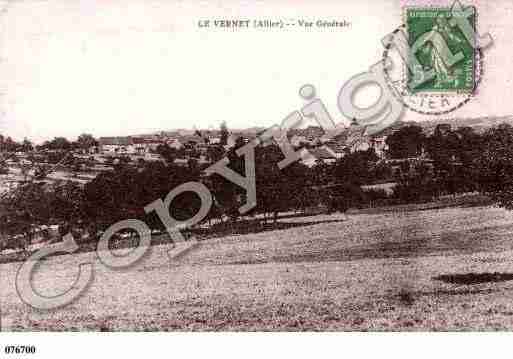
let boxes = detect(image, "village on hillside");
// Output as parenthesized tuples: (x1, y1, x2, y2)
(0, 115, 510, 254)
(3, 115, 511, 197)
(0, 122, 387, 194)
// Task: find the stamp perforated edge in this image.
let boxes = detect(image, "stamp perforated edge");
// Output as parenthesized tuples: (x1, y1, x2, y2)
(400, 5, 478, 97)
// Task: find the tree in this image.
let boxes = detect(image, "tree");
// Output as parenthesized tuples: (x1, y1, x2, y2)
(333, 148, 379, 186)
(0, 182, 55, 253)
(206, 144, 225, 163)
(452, 126, 483, 192)
(156, 143, 177, 164)
(425, 125, 459, 162)
(423, 124, 479, 196)
(41, 137, 72, 151)
(0, 157, 8, 175)
(207, 139, 245, 223)
(83, 159, 203, 235)
(254, 143, 289, 223)
(0, 136, 20, 152)
(220, 121, 229, 146)
(393, 161, 436, 203)
(385, 125, 425, 159)
(50, 182, 86, 229)
(76, 133, 97, 153)
(477, 124, 513, 208)
(20, 138, 33, 152)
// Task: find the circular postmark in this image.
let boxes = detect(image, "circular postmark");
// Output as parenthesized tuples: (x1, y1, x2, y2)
(382, 25, 483, 116)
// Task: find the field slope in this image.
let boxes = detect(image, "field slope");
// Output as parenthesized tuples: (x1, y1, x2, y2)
(4, 205, 513, 330)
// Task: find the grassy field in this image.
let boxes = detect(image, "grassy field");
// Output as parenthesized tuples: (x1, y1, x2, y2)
(4, 203, 513, 330)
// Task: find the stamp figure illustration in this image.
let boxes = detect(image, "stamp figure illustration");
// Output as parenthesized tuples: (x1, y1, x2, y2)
(406, 7, 476, 93)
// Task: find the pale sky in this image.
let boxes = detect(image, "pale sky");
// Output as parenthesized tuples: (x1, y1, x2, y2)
(0, 0, 512, 143)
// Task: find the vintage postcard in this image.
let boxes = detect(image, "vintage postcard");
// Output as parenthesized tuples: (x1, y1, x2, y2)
(1, 0, 513, 356)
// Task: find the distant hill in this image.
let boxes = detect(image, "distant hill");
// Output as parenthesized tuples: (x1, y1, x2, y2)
(145, 116, 513, 141)
(390, 116, 513, 136)
(154, 126, 266, 137)
(266, 115, 513, 140)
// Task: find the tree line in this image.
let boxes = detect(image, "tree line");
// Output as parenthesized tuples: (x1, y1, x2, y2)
(0, 133, 99, 153)
(3, 122, 513, 252)
(1, 138, 321, 251)
(384, 123, 491, 203)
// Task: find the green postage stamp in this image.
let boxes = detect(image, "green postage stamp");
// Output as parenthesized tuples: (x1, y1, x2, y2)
(406, 7, 476, 94)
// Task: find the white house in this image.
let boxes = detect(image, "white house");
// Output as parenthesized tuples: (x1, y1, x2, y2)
(98, 137, 134, 154)
(301, 146, 339, 167)
(132, 137, 163, 153)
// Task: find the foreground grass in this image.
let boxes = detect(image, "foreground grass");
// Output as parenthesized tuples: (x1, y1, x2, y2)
(4, 204, 513, 330)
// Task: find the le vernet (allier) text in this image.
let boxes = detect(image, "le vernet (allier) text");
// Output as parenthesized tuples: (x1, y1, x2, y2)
(197, 18, 351, 30)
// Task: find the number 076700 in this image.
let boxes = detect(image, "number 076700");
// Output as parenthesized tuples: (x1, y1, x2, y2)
(4, 345, 36, 354)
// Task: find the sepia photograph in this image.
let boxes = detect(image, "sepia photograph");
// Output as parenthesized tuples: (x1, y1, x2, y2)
(1, 0, 513, 357)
